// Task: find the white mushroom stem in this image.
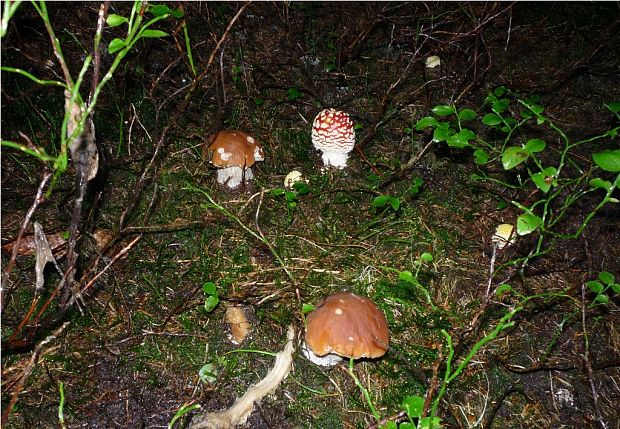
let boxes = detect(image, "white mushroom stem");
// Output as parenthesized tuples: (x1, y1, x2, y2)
(216, 166, 253, 189)
(190, 326, 295, 429)
(320, 151, 350, 169)
(300, 341, 343, 367)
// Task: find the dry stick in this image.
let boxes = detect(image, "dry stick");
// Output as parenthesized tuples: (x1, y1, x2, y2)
(0, 171, 52, 310)
(1, 322, 70, 427)
(581, 283, 608, 429)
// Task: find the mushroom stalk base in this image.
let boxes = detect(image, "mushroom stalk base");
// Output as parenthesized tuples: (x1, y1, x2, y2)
(320, 151, 350, 169)
(216, 166, 253, 189)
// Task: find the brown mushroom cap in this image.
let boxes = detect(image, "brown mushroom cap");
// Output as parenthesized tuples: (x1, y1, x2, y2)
(204, 130, 264, 168)
(305, 292, 390, 359)
(311, 109, 355, 154)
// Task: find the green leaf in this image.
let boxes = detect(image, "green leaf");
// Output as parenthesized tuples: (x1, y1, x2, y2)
(415, 116, 439, 130)
(170, 8, 185, 18)
(447, 128, 476, 148)
(496, 283, 513, 296)
(302, 303, 315, 314)
(399, 271, 414, 283)
(382, 422, 398, 429)
(372, 195, 390, 208)
(432, 123, 451, 142)
(607, 101, 620, 114)
(293, 182, 310, 195)
(398, 424, 415, 429)
(458, 108, 477, 121)
(599, 271, 615, 285)
(401, 395, 424, 418)
(106, 14, 128, 27)
(492, 98, 509, 114)
(473, 149, 489, 165)
(198, 363, 218, 384)
(531, 172, 550, 193)
(593, 294, 609, 305)
(524, 138, 546, 154)
(108, 38, 126, 54)
(502, 146, 529, 170)
(140, 29, 170, 39)
(272, 188, 285, 197)
(420, 252, 433, 262)
(202, 281, 217, 295)
(589, 178, 611, 191)
(612, 283, 620, 294)
(494, 86, 507, 97)
(204, 295, 219, 312)
(389, 197, 401, 211)
(431, 105, 455, 117)
(593, 149, 620, 172)
(287, 87, 303, 101)
(587, 280, 604, 293)
(516, 213, 542, 235)
(419, 417, 442, 429)
(482, 113, 502, 126)
(148, 4, 170, 17)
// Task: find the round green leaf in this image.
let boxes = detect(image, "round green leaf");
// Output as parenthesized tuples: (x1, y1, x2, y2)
(402, 395, 424, 418)
(589, 178, 612, 191)
(598, 271, 615, 285)
(525, 138, 546, 154)
(106, 14, 128, 27)
(606, 101, 620, 114)
(203, 295, 219, 313)
(496, 283, 513, 296)
(302, 303, 315, 314)
(594, 294, 609, 305)
(399, 270, 414, 283)
(420, 252, 433, 262)
(108, 38, 126, 54)
(202, 281, 217, 295)
(611, 283, 620, 294)
(432, 123, 451, 142)
(431, 105, 455, 117)
(415, 116, 439, 130)
(516, 213, 542, 235)
(502, 146, 529, 170)
(492, 99, 509, 114)
(473, 148, 489, 165)
(372, 195, 390, 208)
(593, 149, 620, 172)
(531, 172, 551, 193)
(458, 108, 477, 121)
(419, 417, 442, 429)
(482, 113, 502, 126)
(587, 280, 604, 293)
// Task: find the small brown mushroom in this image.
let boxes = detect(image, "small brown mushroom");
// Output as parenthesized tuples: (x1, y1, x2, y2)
(303, 292, 390, 366)
(203, 130, 264, 189)
(311, 109, 355, 169)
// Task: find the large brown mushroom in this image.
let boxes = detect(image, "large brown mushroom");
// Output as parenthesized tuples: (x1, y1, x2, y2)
(311, 108, 355, 169)
(203, 130, 264, 189)
(303, 292, 390, 366)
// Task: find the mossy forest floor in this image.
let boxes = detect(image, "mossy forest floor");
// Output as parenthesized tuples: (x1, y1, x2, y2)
(2, 3, 619, 428)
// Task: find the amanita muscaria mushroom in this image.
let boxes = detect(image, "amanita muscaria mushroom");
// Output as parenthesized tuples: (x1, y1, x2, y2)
(302, 292, 390, 366)
(203, 130, 264, 189)
(311, 108, 355, 169)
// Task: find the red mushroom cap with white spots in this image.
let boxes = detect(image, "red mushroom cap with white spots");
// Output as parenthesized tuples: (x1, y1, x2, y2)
(311, 109, 355, 155)
(305, 292, 390, 359)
